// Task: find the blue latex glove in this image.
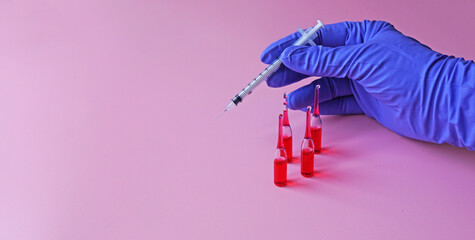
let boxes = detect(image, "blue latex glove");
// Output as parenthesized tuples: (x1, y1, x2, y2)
(261, 21, 474, 150)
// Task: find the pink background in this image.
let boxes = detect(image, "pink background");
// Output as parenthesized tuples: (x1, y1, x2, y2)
(0, 0, 474, 239)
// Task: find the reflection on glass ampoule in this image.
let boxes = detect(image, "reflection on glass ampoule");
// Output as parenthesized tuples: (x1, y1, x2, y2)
(311, 85, 322, 153)
(282, 93, 293, 162)
(301, 107, 315, 177)
(274, 114, 287, 187)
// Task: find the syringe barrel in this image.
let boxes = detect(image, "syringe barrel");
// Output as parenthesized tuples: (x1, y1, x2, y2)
(232, 58, 282, 104)
(230, 20, 323, 107)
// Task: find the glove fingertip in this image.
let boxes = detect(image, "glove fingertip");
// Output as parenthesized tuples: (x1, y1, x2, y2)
(260, 48, 273, 64)
(286, 91, 304, 110)
(286, 91, 296, 109)
(265, 79, 280, 88)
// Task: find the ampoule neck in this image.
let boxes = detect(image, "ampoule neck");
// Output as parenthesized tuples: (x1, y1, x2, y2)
(305, 124, 312, 139)
(313, 85, 320, 115)
(304, 107, 312, 138)
(277, 114, 284, 148)
(283, 109, 290, 126)
(313, 108, 320, 116)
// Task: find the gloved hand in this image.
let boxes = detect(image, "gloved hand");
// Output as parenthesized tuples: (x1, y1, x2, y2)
(261, 20, 475, 150)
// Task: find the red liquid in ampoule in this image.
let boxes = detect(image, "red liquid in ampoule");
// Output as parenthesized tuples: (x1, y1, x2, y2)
(301, 147, 314, 177)
(311, 128, 322, 153)
(274, 156, 287, 187)
(283, 136, 292, 162)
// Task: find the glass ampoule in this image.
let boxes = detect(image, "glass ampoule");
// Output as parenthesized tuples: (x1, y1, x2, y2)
(282, 93, 293, 162)
(301, 107, 315, 177)
(311, 85, 323, 153)
(274, 114, 288, 187)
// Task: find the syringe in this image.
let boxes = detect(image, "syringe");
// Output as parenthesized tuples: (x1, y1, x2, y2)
(218, 20, 324, 119)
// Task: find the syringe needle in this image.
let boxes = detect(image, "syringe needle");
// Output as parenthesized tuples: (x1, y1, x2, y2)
(214, 109, 227, 121)
(215, 101, 237, 121)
